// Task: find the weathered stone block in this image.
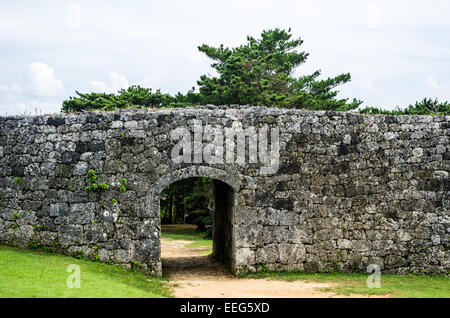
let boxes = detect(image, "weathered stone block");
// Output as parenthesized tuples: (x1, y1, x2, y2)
(234, 224, 263, 248)
(279, 244, 306, 264)
(69, 203, 95, 224)
(337, 239, 352, 249)
(255, 244, 279, 264)
(73, 161, 88, 175)
(50, 203, 69, 217)
(235, 247, 255, 266)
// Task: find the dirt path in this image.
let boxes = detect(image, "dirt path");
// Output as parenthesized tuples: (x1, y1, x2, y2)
(161, 238, 380, 298)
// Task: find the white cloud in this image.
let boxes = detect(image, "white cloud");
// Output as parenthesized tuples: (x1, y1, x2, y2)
(89, 80, 110, 92)
(426, 76, 450, 101)
(26, 62, 63, 97)
(89, 72, 129, 93)
(110, 72, 129, 91)
(141, 75, 163, 89)
(66, 4, 81, 29)
(0, 64, 63, 115)
(28, 100, 61, 115)
(0, 102, 26, 116)
(0, 83, 22, 94)
(0, 100, 60, 116)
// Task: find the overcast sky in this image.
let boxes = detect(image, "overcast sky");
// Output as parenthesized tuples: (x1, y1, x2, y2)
(0, 0, 449, 115)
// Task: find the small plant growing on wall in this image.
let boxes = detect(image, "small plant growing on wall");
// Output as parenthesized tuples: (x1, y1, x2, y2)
(98, 183, 109, 191)
(87, 169, 97, 183)
(13, 177, 23, 185)
(118, 178, 128, 192)
(256, 264, 268, 273)
(84, 169, 109, 193)
(76, 249, 84, 259)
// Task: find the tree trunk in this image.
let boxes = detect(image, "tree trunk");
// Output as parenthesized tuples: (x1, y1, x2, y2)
(182, 189, 187, 224)
(169, 194, 175, 224)
(162, 199, 168, 224)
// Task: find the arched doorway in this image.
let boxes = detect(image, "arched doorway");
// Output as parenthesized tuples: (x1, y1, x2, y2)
(148, 166, 240, 275)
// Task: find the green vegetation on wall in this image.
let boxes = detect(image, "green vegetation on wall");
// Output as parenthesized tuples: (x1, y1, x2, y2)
(359, 98, 450, 116)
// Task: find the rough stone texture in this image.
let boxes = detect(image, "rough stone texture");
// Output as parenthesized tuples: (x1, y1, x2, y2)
(0, 106, 449, 276)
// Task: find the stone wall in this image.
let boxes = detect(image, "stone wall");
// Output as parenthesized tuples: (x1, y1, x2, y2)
(0, 106, 448, 276)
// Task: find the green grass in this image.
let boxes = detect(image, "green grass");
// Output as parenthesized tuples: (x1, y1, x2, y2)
(5, 227, 446, 298)
(161, 225, 211, 241)
(185, 240, 212, 248)
(161, 225, 212, 253)
(241, 271, 450, 298)
(0, 245, 172, 298)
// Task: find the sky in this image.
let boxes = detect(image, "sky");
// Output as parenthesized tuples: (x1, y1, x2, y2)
(0, 0, 449, 115)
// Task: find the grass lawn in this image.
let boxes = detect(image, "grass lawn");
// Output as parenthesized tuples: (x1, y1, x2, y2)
(2, 225, 447, 298)
(161, 224, 212, 251)
(161, 224, 213, 256)
(161, 224, 211, 241)
(0, 245, 172, 298)
(241, 271, 450, 298)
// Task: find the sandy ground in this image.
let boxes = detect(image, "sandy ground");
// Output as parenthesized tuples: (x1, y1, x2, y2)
(161, 238, 383, 298)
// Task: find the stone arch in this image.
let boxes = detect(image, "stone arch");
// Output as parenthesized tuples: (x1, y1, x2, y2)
(152, 166, 242, 198)
(144, 165, 242, 274)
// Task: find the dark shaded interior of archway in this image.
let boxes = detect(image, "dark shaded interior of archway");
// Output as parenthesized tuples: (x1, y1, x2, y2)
(212, 180, 234, 264)
(159, 177, 234, 275)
